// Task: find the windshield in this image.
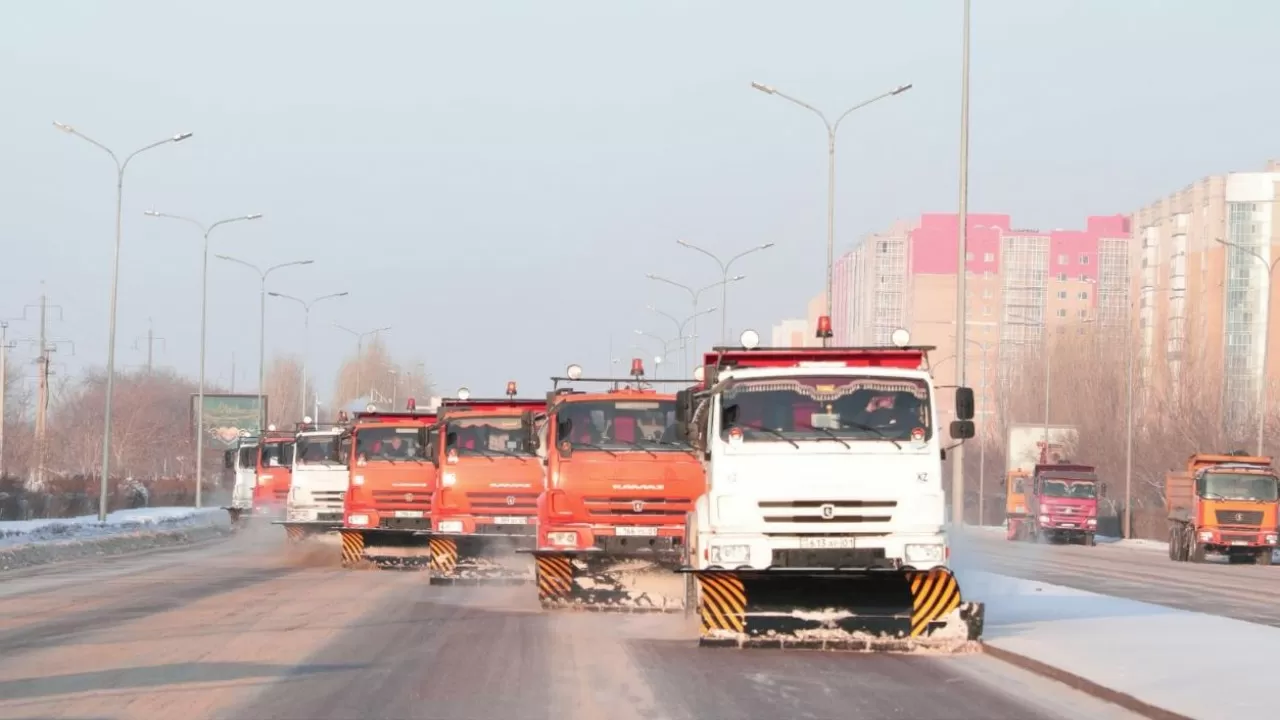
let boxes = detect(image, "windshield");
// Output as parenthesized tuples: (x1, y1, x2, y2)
(260, 442, 290, 469)
(448, 415, 533, 457)
(297, 435, 342, 465)
(1040, 479, 1097, 499)
(718, 375, 931, 443)
(1200, 472, 1280, 501)
(355, 426, 422, 462)
(238, 446, 257, 469)
(555, 399, 686, 451)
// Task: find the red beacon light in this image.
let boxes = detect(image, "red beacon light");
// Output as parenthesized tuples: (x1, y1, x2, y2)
(506, 381, 518, 398)
(816, 315, 834, 339)
(406, 397, 417, 410)
(630, 358, 645, 377)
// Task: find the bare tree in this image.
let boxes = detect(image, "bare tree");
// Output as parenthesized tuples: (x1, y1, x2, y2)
(330, 337, 436, 414)
(263, 354, 314, 426)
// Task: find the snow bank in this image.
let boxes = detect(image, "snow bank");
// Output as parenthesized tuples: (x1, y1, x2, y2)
(0, 507, 231, 571)
(964, 570, 1275, 719)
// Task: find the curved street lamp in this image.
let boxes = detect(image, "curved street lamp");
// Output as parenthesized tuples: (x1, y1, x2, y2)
(269, 291, 349, 419)
(676, 240, 775, 344)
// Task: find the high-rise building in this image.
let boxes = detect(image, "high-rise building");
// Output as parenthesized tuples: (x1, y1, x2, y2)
(1130, 160, 1280, 433)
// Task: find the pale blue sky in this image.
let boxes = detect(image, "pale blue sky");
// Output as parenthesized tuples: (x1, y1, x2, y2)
(2, 0, 1276, 399)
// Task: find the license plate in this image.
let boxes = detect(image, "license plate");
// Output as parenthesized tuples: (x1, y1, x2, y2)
(1232, 540, 1249, 546)
(615, 526, 658, 537)
(493, 516, 528, 525)
(394, 510, 424, 519)
(1060, 523, 1076, 528)
(798, 537, 856, 549)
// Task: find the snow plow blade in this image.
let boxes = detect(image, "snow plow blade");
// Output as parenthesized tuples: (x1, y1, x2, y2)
(690, 568, 984, 652)
(531, 550, 690, 612)
(274, 521, 340, 544)
(427, 534, 535, 586)
(339, 529, 432, 569)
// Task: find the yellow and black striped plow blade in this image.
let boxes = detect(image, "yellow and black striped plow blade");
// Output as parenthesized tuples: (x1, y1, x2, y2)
(429, 535, 533, 587)
(694, 568, 984, 651)
(534, 551, 687, 612)
(283, 525, 308, 543)
(339, 530, 365, 567)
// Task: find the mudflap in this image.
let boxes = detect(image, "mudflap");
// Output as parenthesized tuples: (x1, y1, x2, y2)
(532, 550, 687, 612)
(338, 528, 431, 570)
(428, 534, 535, 586)
(688, 567, 984, 652)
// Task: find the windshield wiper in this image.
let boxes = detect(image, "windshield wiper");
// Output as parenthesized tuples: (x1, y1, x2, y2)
(612, 439, 657, 458)
(795, 422, 851, 449)
(731, 423, 800, 448)
(837, 420, 903, 449)
(475, 447, 529, 463)
(570, 442, 618, 457)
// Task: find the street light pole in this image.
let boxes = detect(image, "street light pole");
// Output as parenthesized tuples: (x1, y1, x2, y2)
(334, 324, 392, 402)
(951, 0, 972, 527)
(646, 274, 744, 364)
(54, 122, 193, 521)
(146, 211, 261, 508)
(750, 82, 911, 345)
(1215, 238, 1280, 455)
(646, 306, 717, 377)
(269, 291, 348, 420)
(216, 256, 314, 430)
(676, 240, 775, 344)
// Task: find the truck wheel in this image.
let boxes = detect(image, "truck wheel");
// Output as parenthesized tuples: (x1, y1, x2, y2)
(1258, 550, 1274, 566)
(1189, 540, 1206, 563)
(1084, 533, 1095, 547)
(1167, 528, 1178, 560)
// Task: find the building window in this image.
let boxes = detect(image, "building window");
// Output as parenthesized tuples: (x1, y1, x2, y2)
(1057, 290, 1067, 299)
(1078, 309, 1088, 319)
(1079, 274, 1089, 282)
(983, 252, 995, 262)
(1079, 254, 1090, 265)
(1058, 254, 1069, 265)
(983, 305, 990, 316)
(1056, 309, 1067, 318)
(965, 251, 973, 261)
(1078, 291, 1089, 300)
(1057, 272, 1067, 282)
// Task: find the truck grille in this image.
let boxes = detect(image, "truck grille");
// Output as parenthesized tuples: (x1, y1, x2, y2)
(371, 489, 432, 513)
(1215, 510, 1264, 526)
(759, 500, 895, 524)
(584, 497, 690, 519)
(274, 489, 289, 502)
(313, 490, 346, 507)
(466, 491, 538, 517)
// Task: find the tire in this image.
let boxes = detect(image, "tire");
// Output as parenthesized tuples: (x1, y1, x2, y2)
(1168, 528, 1178, 560)
(1084, 533, 1096, 547)
(1258, 550, 1274, 566)
(1189, 537, 1206, 563)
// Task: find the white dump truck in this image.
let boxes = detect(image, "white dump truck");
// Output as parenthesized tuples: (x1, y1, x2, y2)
(276, 418, 350, 543)
(675, 321, 985, 651)
(223, 434, 259, 527)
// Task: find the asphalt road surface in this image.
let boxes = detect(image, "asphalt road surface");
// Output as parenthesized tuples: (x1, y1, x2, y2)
(0, 528, 1142, 720)
(957, 528, 1280, 626)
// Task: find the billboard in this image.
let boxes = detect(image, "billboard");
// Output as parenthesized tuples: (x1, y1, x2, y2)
(191, 393, 267, 451)
(1006, 423, 1079, 474)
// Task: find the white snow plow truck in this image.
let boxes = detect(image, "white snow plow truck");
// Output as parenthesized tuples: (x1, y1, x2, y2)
(674, 321, 985, 651)
(223, 433, 259, 528)
(275, 417, 351, 543)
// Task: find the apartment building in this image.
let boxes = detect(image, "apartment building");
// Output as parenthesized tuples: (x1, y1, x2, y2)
(1130, 160, 1280, 433)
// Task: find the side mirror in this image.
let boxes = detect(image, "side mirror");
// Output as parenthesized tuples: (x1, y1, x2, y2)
(675, 390, 690, 425)
(949, 420, 975, 440)
(954, 387, 975, 421)
(1100, 482, 1108, 497)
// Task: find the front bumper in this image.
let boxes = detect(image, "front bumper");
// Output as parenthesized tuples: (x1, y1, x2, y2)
(534, 524, 685, 555)
(1198, 528, 1277, 549)
(285, 505, 344, 524)
(693, 531, 949, 571)
(434, 514, 537, 536)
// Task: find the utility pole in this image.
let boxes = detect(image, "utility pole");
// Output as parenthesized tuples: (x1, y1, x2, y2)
(132, 318, 166, 374)
(21, 290, 64, 491)
(0, 322, 8, 480)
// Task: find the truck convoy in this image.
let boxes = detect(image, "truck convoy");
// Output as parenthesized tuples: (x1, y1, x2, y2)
(1167, 452, 1280, 565)
(425, 385, 545, 585)
(528, 359, 705, 612)
(277, 418, 351, 543)
(673, 323, 985, 651)
(339, 401, 439, 568)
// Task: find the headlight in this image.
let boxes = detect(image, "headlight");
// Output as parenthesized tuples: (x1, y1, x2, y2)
(442, 472, 457, 487)
(1038, 514, 1050, 523)
(547, 531, 578, 547)
(438, 520, 464, 533)
(709, 544, 750, 565)
(347, 514, 370, 526)
(352, 475, 365, 486)
(1199, 531, 1213, 541)
(1266, 534, 1277, 545)
(905, 544, 944, 563)
(1086, 518, 1097, 526)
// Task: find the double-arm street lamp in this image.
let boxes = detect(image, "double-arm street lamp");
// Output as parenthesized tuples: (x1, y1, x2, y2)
(675, 240, 775, 344)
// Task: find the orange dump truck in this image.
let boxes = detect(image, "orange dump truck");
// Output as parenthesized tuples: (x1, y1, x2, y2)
(251, 427, 296, 522)
(338, 401, 439, 568)
(1167, 452, 1280, 565)
(527, 359, 705, 612)
(425, 386, 545, 585)
(1004, 469, 1031, 540)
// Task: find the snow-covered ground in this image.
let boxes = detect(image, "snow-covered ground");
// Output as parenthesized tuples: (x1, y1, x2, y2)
(0, 507, 231, 570)
(967, 570, 1274, 719)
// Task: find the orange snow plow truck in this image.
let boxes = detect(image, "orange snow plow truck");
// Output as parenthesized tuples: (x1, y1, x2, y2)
(526, 359, 705, 612)
(251, 427, 295, 522)
(1167, 452, 1279, 565)
(424, 384, 546, 586)
(338, 401, 439, 568)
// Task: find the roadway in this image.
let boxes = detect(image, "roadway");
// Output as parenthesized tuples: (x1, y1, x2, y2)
(956, 527, 1280, 627)
(0, 528, 1140, 720)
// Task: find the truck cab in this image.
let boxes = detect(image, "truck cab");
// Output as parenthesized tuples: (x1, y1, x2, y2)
(339, 401, 439, 567)
(253, 428, 295, 521)
(1168, 452, 1279, 564)
(222, 435, 259, 526)
(278, 417, 351, 542)
(674, 324, 983, 650)
(1026, 463, 1101, 545)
